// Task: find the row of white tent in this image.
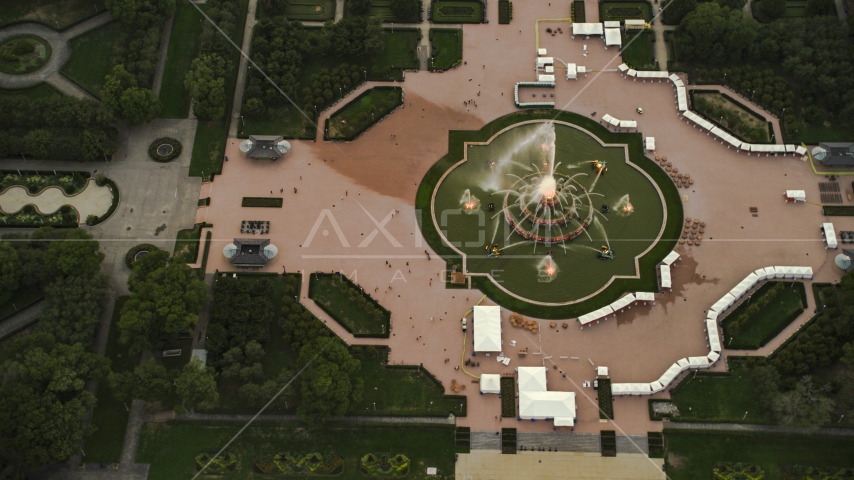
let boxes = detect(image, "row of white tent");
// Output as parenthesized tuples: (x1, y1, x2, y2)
(572, 23, 604, 36)
(605, 28, 621, 47)
(611, 351, 723, 396)
(577, 291, 656, 325)
(513, 82, 555, 108)
(823, 223, 838, 249)
(517, 366, 576, 425)
(601, 113, 637, 129)
(659, 251, 679, 290)
(707, 266, 813, 317)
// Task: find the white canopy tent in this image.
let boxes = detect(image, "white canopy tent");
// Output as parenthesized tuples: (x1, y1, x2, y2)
(708, 351, 721, 363)
(603, 20, 621, 28)
(683, 110, 715, 130)
(618, 63, 629, 73)
(597, 366, 609, 377)
(645, 137, 655, 150)
(625, 19, 646, 28)
(635, 292, 655, 303)
(619, 120, 637, 128)
(710, 293, 736, 314)
(480, 374, 501, 394)
(517, 366, 548, 392)
(823, 223, 838, 249)
(662, 251, 680, 265)
(604, 28, 622, 46)
(677, 87, 688, 111)
(709, 331, 722, 352)
(519, 391, 577, 422)
(627, 69, 637, 77)
(554, 417, 576, 427)
(537, 48, 547, 56)
(763, 266, 778, 279)
(566, 63, 577, 80)
(636, 71, 669, 78)
(775, 266, 796, 279)
(688, 356, 710, 369)
(706, 319, 718, 338)
(792, 266, 813, 279)
(572, 23, 604, 35)
(536, 57, 554, 68)
(601, 114, 615, 124)
(668, 73, 681, 83)
(649, 381, 664, 394)
(544, 65, 554, 73)
(611, 383, 630, 395)
(660, 265, 671, 289)
(706, 311, 718, 323)
(578, 305, 614, 325)
(473, 305, 502, 352)
(609, 294, 636, 312)
(538, 74, 555, 83)
(785, 190, 806, 202)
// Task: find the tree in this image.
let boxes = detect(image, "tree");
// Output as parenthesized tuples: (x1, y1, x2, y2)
(758, 0, 786, 19)
(108, 359, 174, 402)
(101, 64, 137, 113)
(296, 337, 363, 425)
(185, 54, 228, 121)
(750, 364, 780, 414)
(772, 375, 835, 427)
(106, 0, 176, 29)
(206, 277, 274, 358)
(43, 228, 105, 279)
(662, 0, 697, 24)
(841, 342, 854, 365)
(119, 257, 208, 352)
(805, 0, 836, 15)
(0, 333, 109, 466)
(22, 128, 52, 159)
(128, 249, 171, 289)
(0, 242, 21, 305)
(175, 357, 219, 413)
(37, 273, 108, 345)
(390, 0, 419, 20)
(349, 0, 372, 15)
(238, 367, 298, 408)
(673, 3, 757, 64)
(101, 65, 159, 124)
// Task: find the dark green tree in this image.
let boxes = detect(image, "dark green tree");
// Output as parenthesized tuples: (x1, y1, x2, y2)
(390, 0, 419, 20)
(175, 357, 219, 413)
(185, 54, 228, 121)
(37, 273, 108, 346)
(0, 242, 21, 305)
(662, 0, 697, 24)
(108, 359, 174, 402)
(105, 0, 176, 29)
(758, 0, 786, 19)
(43, 228, 105, 279)
(349, 0, 372, 15)
(673, 3, 757, 64)
(772, 375, 835, 427)
(296, 337, 363, 425)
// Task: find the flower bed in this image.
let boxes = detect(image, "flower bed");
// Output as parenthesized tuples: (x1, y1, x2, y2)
(1, 170, 91, 195)
(148, 137, 183, 162)
(498, 0, 512, 24)
(0, 35, 51, 75)
(598, 378, 614, 420)
(195, 452, 237, 475)
(713, 462, 765, 480)
(360, 453, 410, 476)
(255, 452, 343, 475)
(241, 197, 283, 208)
(0, 204, 77, 227)
(500, 376, 515, 417)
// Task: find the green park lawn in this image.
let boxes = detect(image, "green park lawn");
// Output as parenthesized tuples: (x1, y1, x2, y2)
(620, 31, 656, 70)
(173, 224, 207, 263)
(599, 1, 652, 22)
(61, 20, 128, 97)
(189, 121, 229, 180)
(721, 282, 806, 350)
(137, 422, 465, 480)
(430, 29, 462, 71)
(375, 30, 420, 72)
(309, 275, 390, 336)
(0, 0, 107, 29)
(158, 0, 204, 118)
(664, 431, 854, 480)
(431, 0, 484, 23)
(0, 84, 61, 100)
(326, 87, 402, 139)
(85, 296, 142, 464)
(664, 360, 767, 424)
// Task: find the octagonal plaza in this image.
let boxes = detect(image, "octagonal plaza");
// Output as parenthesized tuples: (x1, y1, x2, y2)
(198, 0, 852, 436)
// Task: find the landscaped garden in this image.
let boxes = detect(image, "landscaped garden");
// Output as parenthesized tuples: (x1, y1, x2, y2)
(241, 197, 284, 208)
(347, 0, 420, 23)
(431, 0, 485, 23)
(173, 223, 210, 264)
(0, 0, 107, 30)
(1, 170, 90, 195)
(620, 31, 656, 71)
(189, 121, 228, 180)
(61, 20, 129, 97)
(720, 281, 806, 350)
(280, 0, 337, 21)
(0, 84, 60, 100)
(598, 378, 614, 420)
(309, 274, 390, 337)
(599, 1, 652, 22)
(0, 35, 50, 74)
(325, 86, 403, 140)
(137, 422, 466, 480)
(692, 92, 772, 144)
(429, 28, 462, 71)
(498, 0, 512, 24)
(500, 376, 515, 417)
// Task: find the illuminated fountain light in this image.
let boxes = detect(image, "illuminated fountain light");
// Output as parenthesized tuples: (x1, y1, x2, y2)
(614, 194, 634, 217)
(538, 255, 559, 280)
(460, 189, 481, 212)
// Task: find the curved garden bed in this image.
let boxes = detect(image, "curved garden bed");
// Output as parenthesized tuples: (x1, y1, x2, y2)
(148, 137, 182, 162)
(0, 35, 51, 74)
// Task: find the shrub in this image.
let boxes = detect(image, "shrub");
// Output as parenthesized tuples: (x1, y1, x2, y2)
(147, 137, 182, 162)
(95, 174, 107, 186)
(124, 244, 161, 270)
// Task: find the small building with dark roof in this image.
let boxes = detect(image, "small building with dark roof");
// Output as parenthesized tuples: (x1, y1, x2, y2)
(815, 142, 854, 167)
(223, 238, 278, 268)
(239, 135, 291, 160)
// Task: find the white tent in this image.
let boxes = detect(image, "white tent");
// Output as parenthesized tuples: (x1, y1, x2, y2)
(554, 417, 576, 427)
(517, 366, 548, 392)
(618, 63, 629, 73)
(706, 319, 718, 337)
(645, 137, 655, 150)
(601, 114, 615, 124)
(785, 190, 806, 202)
(796, 146, 807, 155)
(710, 293, 736, 313)
(605, 28, 621, 47)
(572, 23, 604, 35)
(730, 277, 755, 298)
(792, 266, 813, 279)
(480, 374, 501, 394)
(677, 87, 688, 111)
(708, 351, 721, 363)
(544, 65, 554, 73)
(774, 266, 796, 279)
(625, 19, 645, 28)
(536, 57, 554, 67)
(537, 74, 555, 83)
(763, 266, 778, 279)
(753, 267, 770, 281)
(662, 251, 680, 265)
(676, 358, 690, 369)
(619, 120, 637, 128)
(603, 21, 621, 28)
(473, 305, 502, 352)
(609, 294, 636, 312)
(688, 356, 709, 369)
(627, 69, 637, 77)
(566, 63, 578, 80)
(537, 48, 547, 56)
(635, 292, 655, 303)
(519, 391, 576, 420)
(660, 265, 671, 288)
(823, 223, 838, 249)
(597, 366, 609, 377)
(706, 311, 718, 323)
(649, 381, 664, 394)
(611, 383, 630, 395)
(709, 331, 722, 352)
(630, 383, 652, 396)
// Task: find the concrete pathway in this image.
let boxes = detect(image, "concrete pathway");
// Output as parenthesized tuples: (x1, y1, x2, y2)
(47, 72, 95, 99)
(0, 12, 112, 91)
(227, 0, 259, 137)
(0, 300, 43, 340)
(665, 422, 854, 436)
(120, 400, 147, 467)
(0, 179, 114, 221)
(172, 412, 455, 424)
(456, 451, 665, 480)
(334, 0, 345, 22)
(151, 14, 175, 96)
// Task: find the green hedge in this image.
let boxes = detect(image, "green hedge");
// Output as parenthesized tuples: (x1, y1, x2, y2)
(689, 90, 773, 144)
(87, 175, 119, 226)
(415, 109, 682, 319)
(598, 378, 614, 420)
(324, 86, 403, 141)
(500, 376, 515, 417)
(308, 272, 391, 338)
(822, 205, 854, 216)
(0, 204, 78, 228)
(147, 137, 183, 162)
(241, 197, 283, 208)
(0, 170, 91, 195)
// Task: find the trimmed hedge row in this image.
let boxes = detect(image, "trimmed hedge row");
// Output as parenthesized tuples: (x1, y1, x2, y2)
(242, 197, 283, 208)
(87, 175, 119, 226)
(822, 205, 854, 216)
(324, 86, 403, 142)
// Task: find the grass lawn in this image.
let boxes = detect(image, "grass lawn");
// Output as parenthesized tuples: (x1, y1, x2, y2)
(430, 29, 462, 71)
(664, 431, 854, 480)
(791, 122, 854, 144)
(599, 1, 652, 22)
(137, 422, 466, 480)
(374, 29, 420, 72)
(0, 83, 61, 100)
(309, 275, 390, 336)
(345, 0, 419, 22)
(0, 285, 44, 325)
(158, 0, 204, 118)
(0, 0, 107, 29)
(173, 223, 206, 263)
(283, 0, 336, 20)
(666, 360, 767, 424)
(620, 31, 656, 71)
(326, 87, 402, 140)
(61, 20, 128, 98)
(189, 121, 228, 180)
(721, 282, 805, 350)
(693, 91, 772, 143)
(85, 296, 142, 464)
(431, 0, 484, 23)
(238, 104, 316, 139)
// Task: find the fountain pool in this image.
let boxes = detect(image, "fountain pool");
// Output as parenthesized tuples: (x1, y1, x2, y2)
(432, 120, 667, 304)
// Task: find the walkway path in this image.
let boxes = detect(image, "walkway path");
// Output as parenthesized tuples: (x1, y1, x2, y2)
(172, 412, 455, 424)
(0, 300, 42, 340)
(0, 179, 113, 221)
(227, 0, 259, 137)
(151, 14, 174, 95)
(665, 422, 854, 436)
(0, 11, 112, 94)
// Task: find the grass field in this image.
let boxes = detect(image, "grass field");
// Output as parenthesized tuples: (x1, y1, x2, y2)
(375, 30, 420, 72)
(346, 0, 419, 22)
(666, 360, 767, 424)
(309, 275, 389, 336)
(721, 282, 805, 350)
(189, 121, 229, 180)
(430, 29, 462, 71)
(693, 91, 772, 144)
(326, 87, 402, 139)
(137, 422, 466, 480)
(620, 31, 655, 71)
(283, 0, 336, 20)
(431, 0, 484, 23)
(599, 1, 652, 22)
(0, 0, 107, 29)
(664, 431, 854, 480)
(173, 223, 206, 264)
(85, 296, 142, 464)
(158, 0, 204, 118)
(0, 83, 61, 100)
(791, 121, 854, 143)
(61, 20, 128, 98)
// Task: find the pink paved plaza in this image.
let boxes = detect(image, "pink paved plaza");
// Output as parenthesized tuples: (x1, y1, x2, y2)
(197, 1, 854, 435)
